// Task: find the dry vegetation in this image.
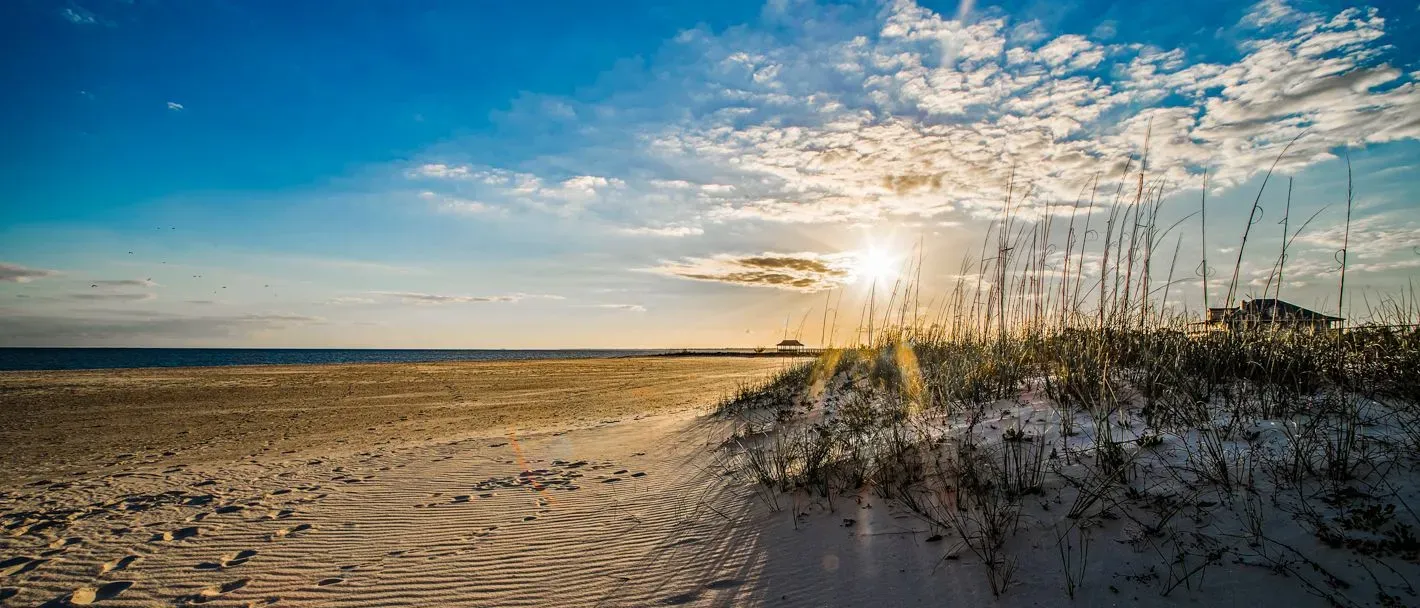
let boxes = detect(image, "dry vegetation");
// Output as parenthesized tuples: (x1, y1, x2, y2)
(715, 151, 1420, 605)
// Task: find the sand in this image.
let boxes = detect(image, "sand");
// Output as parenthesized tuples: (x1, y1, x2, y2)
(0, 357, 791, 487)
(0, 357, 799, 607)
(1, 355, 1362, 607)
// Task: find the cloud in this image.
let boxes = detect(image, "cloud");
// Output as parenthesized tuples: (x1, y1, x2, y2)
(0, 262, 59, 283)
(592, 303, 648, 312)
(0, 311, 323, 345)
(647, 251, 858, 292)
(1298, 215, 1420, 260)
(60, 6, 97, 25)
(430, 0, 1417, 228)
(370, 291, 563, 304)
(406, 163, 628, 216)
(327, 296, 377, 305)
(408, 163, 472, 179)
(91, 279, 159, 288)
(166, 101, 184, 111)
(68, 292, 157, 302)
(419, 191, 498, 215)
(616, 225, 705, 237)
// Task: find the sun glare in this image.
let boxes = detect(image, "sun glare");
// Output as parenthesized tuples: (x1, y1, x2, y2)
(855, 248, 899, 284)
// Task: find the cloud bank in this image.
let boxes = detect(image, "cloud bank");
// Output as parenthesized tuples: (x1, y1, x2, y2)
(407, 0, 1418, 230)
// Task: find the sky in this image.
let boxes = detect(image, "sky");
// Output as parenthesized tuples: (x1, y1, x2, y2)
(1, 0, 1418, 348)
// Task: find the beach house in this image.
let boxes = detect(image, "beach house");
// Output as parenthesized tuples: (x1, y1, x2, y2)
(1200, 298, 1344, 332)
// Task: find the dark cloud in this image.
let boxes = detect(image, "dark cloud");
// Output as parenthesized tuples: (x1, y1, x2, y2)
(649, 252, 856, 292)
(736, 257, 850, 276)
(69, 293, 156, 302)
(0, 262, 59, 283)
(91, 279, 158, 288)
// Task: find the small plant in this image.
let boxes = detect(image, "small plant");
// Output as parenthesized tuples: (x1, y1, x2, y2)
(1137, 432, 1164, 448)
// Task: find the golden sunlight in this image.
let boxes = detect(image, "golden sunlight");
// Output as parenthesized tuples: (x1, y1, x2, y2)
(852, 247, 901, 284)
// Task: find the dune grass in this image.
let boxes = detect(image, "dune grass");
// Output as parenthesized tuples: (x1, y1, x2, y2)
(717, 150, 1420, 603)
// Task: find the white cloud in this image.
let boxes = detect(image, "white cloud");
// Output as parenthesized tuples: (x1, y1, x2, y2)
(420, 191, 498, 215)
(592, 303, 647, 312)
(60, 7, 97, 25)
(328, 296, 377, 305)
(0, 262, 59, 283)
(166, 101, 184, 111)
(370, 291, 563, 304)
(408, 163, 472, 179)
(408, 164, 624, 216)
(440, 0, 1418, 228)
(617, 225, 705, 237)
(1298, 215, 1420, 260)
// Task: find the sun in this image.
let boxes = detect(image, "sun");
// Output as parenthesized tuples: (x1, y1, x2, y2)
(854, 247, 900, 284)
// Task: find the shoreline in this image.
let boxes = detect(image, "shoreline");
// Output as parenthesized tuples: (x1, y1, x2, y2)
(0, 348, 816, 373)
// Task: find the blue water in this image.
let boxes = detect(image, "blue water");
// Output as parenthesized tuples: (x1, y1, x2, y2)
(0, 348, 672, 371)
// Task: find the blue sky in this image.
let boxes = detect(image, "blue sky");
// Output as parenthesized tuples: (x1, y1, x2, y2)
(2, 0, 1418, 347)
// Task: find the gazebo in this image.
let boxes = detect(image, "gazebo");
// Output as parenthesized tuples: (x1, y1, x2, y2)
(775, 339, 806, 352)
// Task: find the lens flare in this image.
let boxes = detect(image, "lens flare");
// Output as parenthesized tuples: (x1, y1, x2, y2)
(855, 248, 899, 284)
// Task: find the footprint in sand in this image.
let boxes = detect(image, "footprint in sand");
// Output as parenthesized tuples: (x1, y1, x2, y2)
(224, 550, 258, 567)
(180, 578, 248, 604)
(99, 555, 140, 574)
(153, 526, 201, 542)
(271, 524, 313, 540)
(69, 581, 134, 604)
(1, 556, 47, 577)
(661, 590, 701, 605)
(199, 549, 257, 570)
(47, 537, 82, 549)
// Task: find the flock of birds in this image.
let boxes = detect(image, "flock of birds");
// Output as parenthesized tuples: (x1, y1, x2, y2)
(81, 227, 278, 298)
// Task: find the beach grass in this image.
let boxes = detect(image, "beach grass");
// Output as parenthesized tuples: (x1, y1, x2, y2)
(717, 150, 1420, 604)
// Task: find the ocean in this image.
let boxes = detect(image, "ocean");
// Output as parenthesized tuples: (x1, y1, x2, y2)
(0, 348, 672, 372)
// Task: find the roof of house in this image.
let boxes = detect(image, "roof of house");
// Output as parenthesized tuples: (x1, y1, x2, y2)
(1215, 298, 1343, 323)
(776, 339, 805, 346)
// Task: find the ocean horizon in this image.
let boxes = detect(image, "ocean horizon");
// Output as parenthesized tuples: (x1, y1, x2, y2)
(0, 347, 678, 372)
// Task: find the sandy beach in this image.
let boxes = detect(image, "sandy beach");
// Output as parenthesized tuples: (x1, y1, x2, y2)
(5, 354, 1411, 607)
(0, 357, 804, 607)
(0, 357, 794, 487)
